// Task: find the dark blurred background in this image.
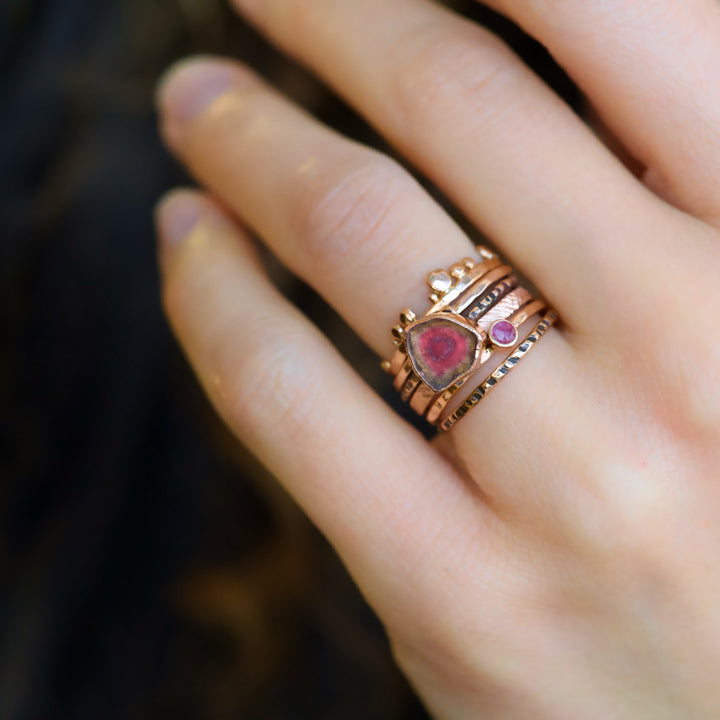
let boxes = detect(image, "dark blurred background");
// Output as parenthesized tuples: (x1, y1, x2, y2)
(0, 1, 577, 718)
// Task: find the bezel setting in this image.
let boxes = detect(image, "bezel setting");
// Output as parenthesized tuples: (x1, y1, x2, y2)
(489, 319, 519, 348)
(404, 314, 485, 393)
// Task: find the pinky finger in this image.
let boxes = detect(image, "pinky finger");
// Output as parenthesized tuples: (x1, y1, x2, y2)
(154, 189, 497, 625)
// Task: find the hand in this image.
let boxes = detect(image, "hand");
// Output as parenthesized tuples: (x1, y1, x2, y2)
(153, 0, 720, 717)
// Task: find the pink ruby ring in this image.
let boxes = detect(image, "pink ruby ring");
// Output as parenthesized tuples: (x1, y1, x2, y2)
(381, 246, 557, 430)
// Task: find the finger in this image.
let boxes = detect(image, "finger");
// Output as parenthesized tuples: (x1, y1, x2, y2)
(154, 188, 502, 627)
(481, 0, 720, 221)
(157, 58, 483, 348)
(156, 60, 592, 528)
(229, 0, 675, 316)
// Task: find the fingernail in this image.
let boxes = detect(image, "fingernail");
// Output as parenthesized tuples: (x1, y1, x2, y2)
(157, 58, 240, 141)
(156, 189, 204, 250)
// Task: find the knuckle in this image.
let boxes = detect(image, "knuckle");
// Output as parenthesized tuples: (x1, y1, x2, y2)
(609, 263, 720, 434)
(578, 454, 678, 573)
(294, 153, 418, 273)
(220, 329, 319, 442)
(390, 21, 522, 137)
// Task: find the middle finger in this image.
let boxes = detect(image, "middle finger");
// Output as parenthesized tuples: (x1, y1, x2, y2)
(159, 59, 482, 346)
(231, 0, 677, 324)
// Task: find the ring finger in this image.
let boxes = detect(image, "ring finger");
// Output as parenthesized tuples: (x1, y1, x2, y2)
(157, 56, 582, 512)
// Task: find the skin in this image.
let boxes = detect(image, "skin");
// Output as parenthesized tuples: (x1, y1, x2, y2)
(154, 0, 720, 717)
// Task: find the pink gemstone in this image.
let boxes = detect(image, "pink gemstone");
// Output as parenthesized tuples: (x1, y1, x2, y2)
(405, 317, 479, 392)
(418, 326, 469, 375)
(490, 320, 518, 347)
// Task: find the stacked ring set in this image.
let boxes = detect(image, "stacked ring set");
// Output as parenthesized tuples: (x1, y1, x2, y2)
(382, 246, 558, 432)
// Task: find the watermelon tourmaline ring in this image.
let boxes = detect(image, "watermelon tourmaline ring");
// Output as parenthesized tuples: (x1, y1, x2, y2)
(381, 246, 558, 432)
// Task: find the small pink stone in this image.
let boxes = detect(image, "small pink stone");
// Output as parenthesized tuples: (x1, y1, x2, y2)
(491, 320, 518, 347)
